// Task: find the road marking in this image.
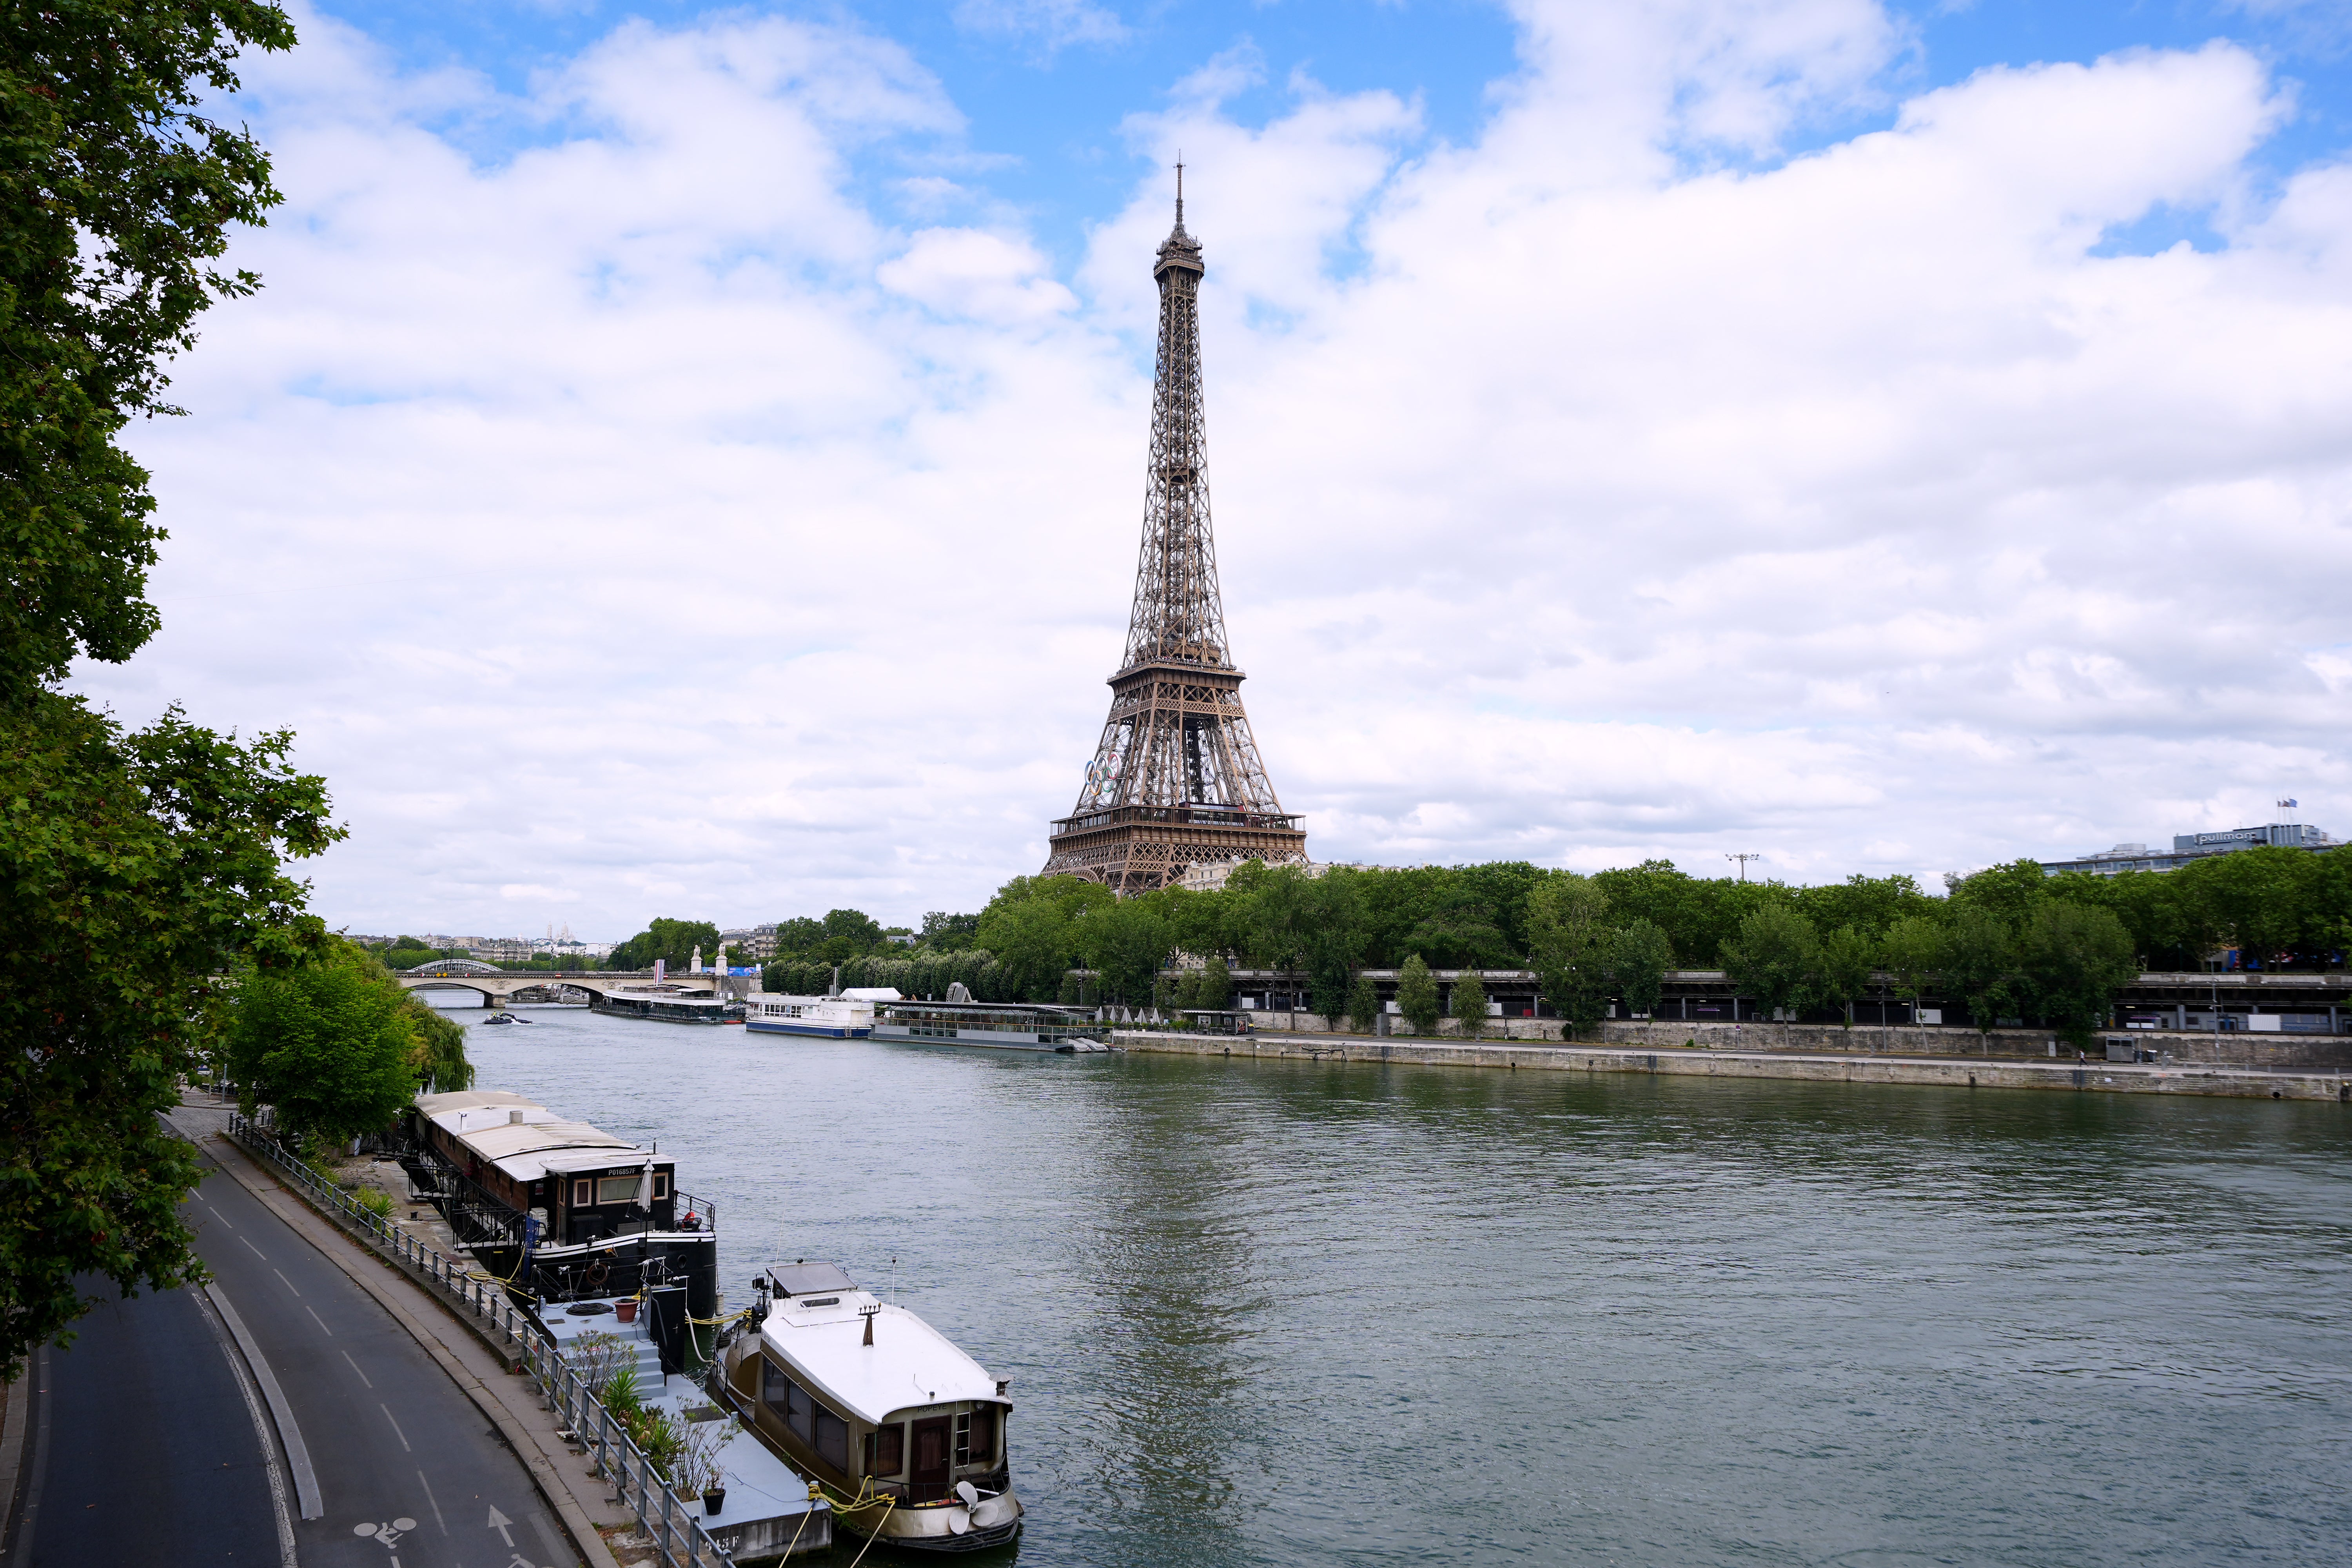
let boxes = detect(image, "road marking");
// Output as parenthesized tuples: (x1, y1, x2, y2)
(202, 1285, 321, 1535)
(273, 1267, 301, 1297)
(305, 1304, 333, 1336)
(487, 1504, 515, 1546)
(203, 1199, 233, 1227)
(380, 1403, 413, 1452)
(241, 1236, 267, 1259)
(342, 1349, 374, 1387)
(417, 1469, 447, 1534)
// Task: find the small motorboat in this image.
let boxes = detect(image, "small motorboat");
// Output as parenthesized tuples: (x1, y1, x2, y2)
(479, 1011, 532, 1025)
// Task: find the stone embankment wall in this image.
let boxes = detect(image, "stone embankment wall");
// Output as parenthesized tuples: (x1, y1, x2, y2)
(1226, 1011, 2352, 1071)
(1109, 1031, 2352, 1102)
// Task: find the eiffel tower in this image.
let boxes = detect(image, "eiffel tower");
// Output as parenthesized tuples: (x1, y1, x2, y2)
(1042, 170, 1308, 895)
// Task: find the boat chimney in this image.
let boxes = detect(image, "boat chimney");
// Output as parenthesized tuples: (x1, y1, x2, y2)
(508, 1109, 524, 1125)
(860, 1301, 879, 1347)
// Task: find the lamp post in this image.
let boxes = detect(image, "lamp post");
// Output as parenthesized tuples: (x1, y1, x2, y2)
(1726, 853, 1761, 882)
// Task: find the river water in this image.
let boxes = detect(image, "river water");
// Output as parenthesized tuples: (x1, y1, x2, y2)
(441, 1000, 2352, 1567)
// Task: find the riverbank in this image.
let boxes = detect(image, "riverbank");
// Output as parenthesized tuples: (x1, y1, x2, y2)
(1109, 1030, 2352, 1100)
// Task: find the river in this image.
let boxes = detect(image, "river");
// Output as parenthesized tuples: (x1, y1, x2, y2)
(440, 1000, 2352, 1566)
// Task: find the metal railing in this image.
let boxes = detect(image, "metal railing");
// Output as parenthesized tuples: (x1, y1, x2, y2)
(227, 1113, 740, 1567)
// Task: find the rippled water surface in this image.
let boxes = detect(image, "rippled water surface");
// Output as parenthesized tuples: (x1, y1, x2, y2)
(445, 1002, 2352, 1566)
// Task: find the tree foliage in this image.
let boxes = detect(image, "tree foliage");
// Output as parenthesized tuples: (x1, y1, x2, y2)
(1610, 918, 1672, 1019)
(608, 918, 720, 972)
(227, 940, 425, 1144)
(1528, 873, 1611, 1038)
(1395, 954, 1441, 1037)
(1, 699, 336, 1382)
(1451, 967, 1487, 1039)
(1719, 905, 1821, 1020)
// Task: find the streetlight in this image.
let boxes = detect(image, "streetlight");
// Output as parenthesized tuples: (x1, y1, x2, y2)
(1726, 853, 1761, 882)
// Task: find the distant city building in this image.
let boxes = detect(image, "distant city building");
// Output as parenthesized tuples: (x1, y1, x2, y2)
(1176, 858, 1382, 893)
(720, 924, 779, 961)
(2042, 821, 2341, 877)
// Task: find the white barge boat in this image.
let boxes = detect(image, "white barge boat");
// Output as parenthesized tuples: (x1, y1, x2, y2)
(744, 987, 897, 1038)
(717, 1261, 1023, 1552)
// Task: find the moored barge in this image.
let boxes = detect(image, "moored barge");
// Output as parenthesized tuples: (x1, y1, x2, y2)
(402, 1089, 720, 1370)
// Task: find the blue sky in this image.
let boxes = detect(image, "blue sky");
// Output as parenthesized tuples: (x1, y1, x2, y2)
(310, 0, 2352, 268)
(72, 0, 2352, 935)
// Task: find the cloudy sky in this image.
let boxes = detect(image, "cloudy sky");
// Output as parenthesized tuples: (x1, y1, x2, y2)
(73, 0, 2352, 938)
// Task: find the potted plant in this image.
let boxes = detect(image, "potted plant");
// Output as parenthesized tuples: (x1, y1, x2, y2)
(615, 1295, 639, 1325)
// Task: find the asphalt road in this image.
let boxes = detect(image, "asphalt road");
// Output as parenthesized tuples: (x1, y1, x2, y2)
(3, 1140, 575, 1568)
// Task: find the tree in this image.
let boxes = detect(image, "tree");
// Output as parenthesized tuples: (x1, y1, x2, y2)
(1197, 956, 1234, 1010)
(920, 911, 980, 951)
(976, 875, 1112, 1001)
(2018, 902, 2139, 1047)
(1452, 968, 1488, 1039)
(2, 702, 335, 1382)
(2189, 848, 2313, 967)
(771, 916, 825, 955)
(1347, 977, 1380, 1035)
(227, 940, 428, 1144)
(1720, 905, 1821, 1020)
(1528, 873, 1612, 1038)
(1080, 897, 1172, 1005)
(1945, 859, 2050, 926)
(404, 997, 474, 1092)
(1880, 915, 1943, 1022)
(608, 918, 719, 972)
(1295, 873, 1368, 1025)
(1811, 925, 1877, 1027)
(1611, 919, 1672, 1018)
(1396, 954, 1442, 1036)
(1941, 907, 2021, 1038)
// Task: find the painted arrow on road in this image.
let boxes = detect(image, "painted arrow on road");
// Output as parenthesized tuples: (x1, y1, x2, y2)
(488, 1505, 514, 1547)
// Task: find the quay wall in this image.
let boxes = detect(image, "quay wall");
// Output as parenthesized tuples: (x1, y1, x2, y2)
(1212, 1012, 2352, 1071)
(1107, 1031, 2352, 1102)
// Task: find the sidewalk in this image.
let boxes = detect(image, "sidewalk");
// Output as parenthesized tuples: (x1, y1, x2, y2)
(167, 1099, 647, 1567)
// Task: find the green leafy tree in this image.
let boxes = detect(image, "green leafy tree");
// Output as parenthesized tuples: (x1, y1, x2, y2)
(1080, 897, 1173, 1005)
(1880, 915, 1943, 1022)
(2018, 902, 2140, 1047)
(1395, 954, 1442, 1036)
(1811, 925, 1877, 1027)
(1941, 907, 2022, 1036)
(1197, 956, 1234, 1010)
(1720, 904, 1822, 1020)
(1529, 873, 1612, 1038)
(977, 875, 1114, 1001)
(227, 941, 430, 1144)
(1347, 976, 1380, 1034)
(771, 916, 825, 955)
(1452, 968, 1488, 1039)
(1945, 859, 2050, 926)
(608, 918, 720, 971)
(1296, 873, 1368, 1024)
(1611, 918, 1672, 1018)
(2188, 847, 2314, 967)
(919, 911, 980, 951)
(404, 997, 474, 1092)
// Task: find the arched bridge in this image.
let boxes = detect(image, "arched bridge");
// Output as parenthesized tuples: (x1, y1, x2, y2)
(395, 962, 737, 1007)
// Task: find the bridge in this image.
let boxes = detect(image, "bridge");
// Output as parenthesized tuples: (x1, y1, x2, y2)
(393, 960, 748, 1007)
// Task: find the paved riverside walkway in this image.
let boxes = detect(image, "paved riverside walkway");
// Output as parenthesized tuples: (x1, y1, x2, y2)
(2, 1105, 591, 1568)
(1113, 1030, 2352, 1101)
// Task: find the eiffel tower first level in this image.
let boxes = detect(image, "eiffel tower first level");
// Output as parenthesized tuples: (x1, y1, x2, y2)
(1042, 175, 1308, 895)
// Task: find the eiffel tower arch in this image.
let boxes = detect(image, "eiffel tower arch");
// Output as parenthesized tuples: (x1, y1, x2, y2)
(1042, 173, 1309, 895)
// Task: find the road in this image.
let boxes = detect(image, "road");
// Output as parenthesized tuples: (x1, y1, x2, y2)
(2, 1137, 577, 1568)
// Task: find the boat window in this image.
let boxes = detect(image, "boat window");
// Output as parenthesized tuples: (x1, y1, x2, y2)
(815, 1409, 849, 1472)
(868, 1423, 904, 1476)
(597, 1175, 642, 1205)
(571, 1180, 593, 1207)
(786, 1380, 814, 1442)
(966, 1406, 996, 1465)
(651, 1173, 670, 1201)
(762, 1359, 793, 1422)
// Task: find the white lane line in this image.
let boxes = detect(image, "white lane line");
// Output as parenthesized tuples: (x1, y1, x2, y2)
(341, 1349, 374, 1387)
(196, 1310, 298, 1568)
(240, 1236, 267, 1259)
(417, 1468, 447, 1534)
(272, 1268, 300, 1297)
(204, 1283, 324, 1523)
(304, 1304, 333, 1336)
(201, 1198, 233, 1227)
(380, 1403, 413, 1452)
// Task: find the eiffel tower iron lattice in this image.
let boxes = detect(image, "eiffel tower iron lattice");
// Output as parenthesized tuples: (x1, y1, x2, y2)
(1042, 174, 1308, 895)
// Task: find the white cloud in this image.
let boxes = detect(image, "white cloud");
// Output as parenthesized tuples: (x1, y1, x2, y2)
(70, 0, 2352, 936)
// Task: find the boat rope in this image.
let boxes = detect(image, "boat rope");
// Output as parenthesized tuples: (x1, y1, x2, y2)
(844, 1497, 897, 1567)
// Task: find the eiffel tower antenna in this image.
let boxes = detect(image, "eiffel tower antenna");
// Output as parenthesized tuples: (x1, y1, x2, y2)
(1042, 169, 1308, 894)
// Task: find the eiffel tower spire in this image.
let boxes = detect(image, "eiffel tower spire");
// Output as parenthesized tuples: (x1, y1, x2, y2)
(1042, 175, 1308, 894)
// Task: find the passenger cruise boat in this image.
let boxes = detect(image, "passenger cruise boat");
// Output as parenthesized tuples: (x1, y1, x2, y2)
(871, 999, 1109, 1053)
(744, 987, 898, 1038)
(592, 989, 739, 1024)
(402, 1090, 720, 1372)
(716, 1261, 1022, 1552)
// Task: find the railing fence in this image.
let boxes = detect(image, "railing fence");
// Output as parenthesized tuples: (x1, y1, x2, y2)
(227, 1113, 734, 1567)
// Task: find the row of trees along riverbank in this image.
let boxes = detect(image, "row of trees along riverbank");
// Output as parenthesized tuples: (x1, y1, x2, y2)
(791, 852, 2352, 1051)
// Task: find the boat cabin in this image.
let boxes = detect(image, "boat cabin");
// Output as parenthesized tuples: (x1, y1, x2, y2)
(730, 1261, 1011, 1505)
(411, 1090, 683, 1245)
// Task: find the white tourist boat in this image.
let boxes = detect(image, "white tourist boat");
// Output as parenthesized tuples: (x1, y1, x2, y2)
(742, 987, 898, 1038)
(871, 998, 1109, 1052)
(716, 1261, 1023, 1552)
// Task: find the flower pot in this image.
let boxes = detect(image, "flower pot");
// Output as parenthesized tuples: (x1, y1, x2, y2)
(615, 1299, 637, 1324)
(702, 1488, 725, 1516)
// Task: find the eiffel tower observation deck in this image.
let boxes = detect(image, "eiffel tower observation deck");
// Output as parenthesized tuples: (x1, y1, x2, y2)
(1043, 172, 1309, 895)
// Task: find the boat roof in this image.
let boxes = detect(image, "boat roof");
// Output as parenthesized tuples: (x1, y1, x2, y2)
(413, 1090, 655, 1181)
(756, 1282, 1002, 1425)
